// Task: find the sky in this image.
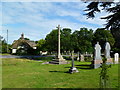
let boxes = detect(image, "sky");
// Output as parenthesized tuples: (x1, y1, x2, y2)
(1, 1, 112, 44)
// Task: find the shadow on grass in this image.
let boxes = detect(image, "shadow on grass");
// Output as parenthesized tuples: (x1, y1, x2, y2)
(77, 67, 92, 70)
(76, 64, 93, 70)
(49, 70, 71, 74)
(65, 65, 93, 70)
(64, 67, 71, 68)
(76, 64, 91, 66)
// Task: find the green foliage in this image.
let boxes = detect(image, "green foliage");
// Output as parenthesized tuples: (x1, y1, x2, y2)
(85, 2, 120, 53)
(99, 57, 111, 88)
(93, 28, 115, 52)
(45, 28, 72, 52)
(61, 28, 72, 51)
(42, 27, 115, 54)
(24, 38, 30, 40)
(37, 39, 46, 51)
(0, 35, 11, 53)
(71, 28, 94, 53)
(45, 29, 58, 52)
(0, 35, 7, 53)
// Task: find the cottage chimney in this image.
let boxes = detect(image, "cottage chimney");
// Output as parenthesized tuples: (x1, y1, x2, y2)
(21, 33, 24, 39)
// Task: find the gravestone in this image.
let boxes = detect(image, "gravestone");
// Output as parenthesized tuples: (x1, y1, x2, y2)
(94, 42, 102, 60)
(77, 52, 80, 61)
(69, 51, 79, 73)
(105, 42, 113, 64)
(114, 53, 119, 64)
(91, 42, 102, 69)
(80, 55, 84, 62)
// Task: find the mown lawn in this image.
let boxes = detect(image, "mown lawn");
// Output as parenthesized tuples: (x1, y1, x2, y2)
(2, 58, 119, 88)
(0, 53, 10, 55)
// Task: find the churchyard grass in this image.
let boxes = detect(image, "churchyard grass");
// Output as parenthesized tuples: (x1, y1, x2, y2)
(2, 58, 119, 88)
(0, 53, 10, 55)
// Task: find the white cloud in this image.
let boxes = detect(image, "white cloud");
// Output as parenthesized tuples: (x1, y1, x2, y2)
(1, 2, 107, 44)
(2, 0, 81, 2)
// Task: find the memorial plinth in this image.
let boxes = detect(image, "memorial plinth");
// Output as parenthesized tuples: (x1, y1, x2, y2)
(49, 54, 68, 64)
(106, 58, 113, 64)
(91, 59, 103, 69)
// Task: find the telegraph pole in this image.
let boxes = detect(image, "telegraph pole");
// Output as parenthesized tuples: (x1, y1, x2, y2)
(7, 29, 8, 53)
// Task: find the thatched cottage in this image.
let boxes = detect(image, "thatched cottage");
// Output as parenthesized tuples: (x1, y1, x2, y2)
(11, 33, 37, 54)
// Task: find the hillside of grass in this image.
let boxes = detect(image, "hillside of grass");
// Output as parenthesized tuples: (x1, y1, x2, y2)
(2, 58, 119, 88)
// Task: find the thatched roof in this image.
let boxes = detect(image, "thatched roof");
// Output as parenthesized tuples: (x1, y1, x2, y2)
(12, 34, 36, 49)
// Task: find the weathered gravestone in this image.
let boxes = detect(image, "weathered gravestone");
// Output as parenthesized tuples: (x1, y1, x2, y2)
(114, 53, 119, 64)
(91, 42, 102, 69)
(69, 51, 79, 73)
(77, 52, 80, 61)
(80, 55, 84, 62)
(105, 42, 113, 64)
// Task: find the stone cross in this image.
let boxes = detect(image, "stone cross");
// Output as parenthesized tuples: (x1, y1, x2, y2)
(71, 51, 74, 67)
(105, 42, 111, 59)
(69, 50, 79, 73)
(57, 25, 61, 59)
(49, 25, 67, 64)
(114, 53, 119, 64)
(94, 42, 102, 60)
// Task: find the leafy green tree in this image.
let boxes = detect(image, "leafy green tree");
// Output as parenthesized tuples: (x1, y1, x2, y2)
(85, 2, 120, 53)
(0, 35, 12, 53)
(93, 28, 115, 52)
(24, 38, 30, 40)
(45, 29, 58, 52)
(0, 35, 7, 53)
(100, 57, 111, 88)
(71, 28, 94, 53)
(61, 28, 72, 52)
(37, 39, 46, 51)
(71, 30, 79, 52)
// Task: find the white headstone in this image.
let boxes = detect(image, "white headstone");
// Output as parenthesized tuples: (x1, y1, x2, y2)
(105, 42, 111, 59)
(94, 42, 102, 60)
(77, 52, 80, 61)
(80, 55, 84, 61)
(114, 53, 119, 64)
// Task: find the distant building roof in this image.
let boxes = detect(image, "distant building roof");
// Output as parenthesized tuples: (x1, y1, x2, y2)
(12, 33, 36, 49)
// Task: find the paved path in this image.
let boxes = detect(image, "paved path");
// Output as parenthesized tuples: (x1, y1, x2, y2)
(0, 54, 78, 59)
(0, 55, 55, 59)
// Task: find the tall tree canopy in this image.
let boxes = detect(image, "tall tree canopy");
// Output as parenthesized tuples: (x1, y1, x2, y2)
(37, 39, 46, 51)
(93, 28, 115, 52)
(45, 29, 58, 52)
(45, 28, 72, 53)
(85, 2, 120, 53)
(71, 28, 94, 53)
(0, 35, 7, 53)
(61, 28, 72, 52)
